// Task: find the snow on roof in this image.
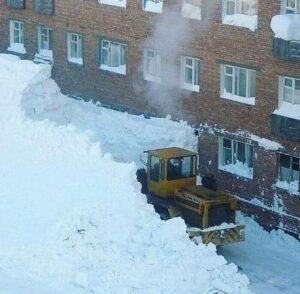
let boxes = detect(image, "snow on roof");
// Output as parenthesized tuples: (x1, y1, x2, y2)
(271, 14, 300, 41)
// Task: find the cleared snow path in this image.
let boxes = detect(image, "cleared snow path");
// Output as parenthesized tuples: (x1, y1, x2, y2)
(0, 55, 251, 293)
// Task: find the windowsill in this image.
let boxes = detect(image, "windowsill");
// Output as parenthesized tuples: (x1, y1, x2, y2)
(219, 164, 253, 180)
(144, 75, 161, 83)
(100, 64, 126, 75)
(222, 14, 258, 32)
(273, 101, 300, 121)
(181, 83, 200, 93)
(221, 91, 255, 105)
(68, 57, 83, 66)
(182, 4, 201, 20)
(98, 0, 126, 8)
(7, 43, 26, 55)
(35, 49, 53, 62)
(276, 180, 299, 195)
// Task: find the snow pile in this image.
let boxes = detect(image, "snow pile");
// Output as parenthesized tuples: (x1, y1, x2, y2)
(219, 161, 253, 180)
(271, 14, 300, 41)
(223, 14, 258, 32)
(0, 54, 251, 293)
(182, 1, 201, 20)
(34, 49, 53, 63)
(7, 42, 27, 54)
(100, 63, 126, 75)
(221, 90, 255, 106)
(98, 0, 126, 8)
(250, 134, 283, 151)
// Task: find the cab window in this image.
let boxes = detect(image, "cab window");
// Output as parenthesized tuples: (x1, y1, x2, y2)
(150, 156, 160, 182)
(167, 156, 196, 181)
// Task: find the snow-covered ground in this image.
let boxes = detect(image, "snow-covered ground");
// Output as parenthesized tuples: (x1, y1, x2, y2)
(0, 54, 299, 293)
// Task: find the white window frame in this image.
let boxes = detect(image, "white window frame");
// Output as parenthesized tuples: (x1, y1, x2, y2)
(98, 0, 127, 8)
(142, 0, 163, 13)
(182, 0, 202, 20)
(100, 39, 127, 75)
(9, 20, 24, 45)
(279, 76, 300, 105)
(38, 26, 52, 51)
(283, 0, 300, 14)
(218, 137, 254, 179)
(67, 33, 83, 65)
(220, 64, 256, 105)
(224, 0, 257, 16)
(180, 56, 200, 92)
(143, 48, 161, 83)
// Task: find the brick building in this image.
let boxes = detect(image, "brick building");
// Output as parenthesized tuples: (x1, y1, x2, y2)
(0, 0, 299, 236)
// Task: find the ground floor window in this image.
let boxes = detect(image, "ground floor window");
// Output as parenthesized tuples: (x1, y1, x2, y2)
(218, 137, 254, 179)
(277, 153, 299, 192)
(100, 39, 127, 75)
(67, 32, 83, 65)
(180, 56, 200, 92)
(8, 20, 26, 54)
(37, 25, 53, 61)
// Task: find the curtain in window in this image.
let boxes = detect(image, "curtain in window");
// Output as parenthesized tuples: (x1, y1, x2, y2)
(223, 138, 232, 165)
(294, 79, 300, 104)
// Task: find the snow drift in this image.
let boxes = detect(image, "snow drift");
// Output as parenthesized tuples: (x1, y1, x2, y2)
(0, 54, 251, 293)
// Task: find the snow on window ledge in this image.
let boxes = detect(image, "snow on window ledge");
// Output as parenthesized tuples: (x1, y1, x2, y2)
(98, 0, 126, 8)
(223, 14, 258, 32)
(144, 74, 161, 83)
(181, 83, 200, 93)
(35, 49, 53, 62)
(276, 180, 299, 195)
(273, 102, 300, 121)
(182, 3, 201, 20)
(68, 57, 83, 65)
(221, 91, 255, 106)
(271, 14, 300, 41)
(100, 64, 126, 75)
(219, 162, 253, 180)
(7, 43, 27, 55)
(144, 0, 163, 13)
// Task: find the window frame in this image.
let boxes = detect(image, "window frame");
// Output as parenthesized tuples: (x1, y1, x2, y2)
(38, 25, 52, 52)
(67, 32, 83, 65)
(224, 0, 257, 16)
(10, 20, 24, 45)
(143, 48, 161, 83)
(284, 0, 300, 14)
(280, 76, 300, 105)
(180, 55, 200, 92)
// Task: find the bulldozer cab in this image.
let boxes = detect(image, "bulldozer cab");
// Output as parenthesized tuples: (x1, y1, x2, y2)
(146, 147, 198, 198)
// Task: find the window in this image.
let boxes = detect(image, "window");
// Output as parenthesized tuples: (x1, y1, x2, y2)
(143, 48, 161, 83)
(67, 33, 83, 65)
(182, 0, 202, 20)
(167, 156, 196, 181)
(37, 26, 53, 61)
(6, 0, 25, 9)
(98, 0, 126, 8)
(277, 154, 299, 192)
(223, 0, 258, 31)
(280, 76, 300, 105)
(100, 39, 127, 75)
(180, 56, 200, 92)
(34, 0, 54, 15)
(142, 0, 163, 13)
(221, 64, 256, 105)
(150, 156, 160, 182)
(283, 0, 300, 14)
(8, 20, 26, 54)
(219, 137, 254, 179)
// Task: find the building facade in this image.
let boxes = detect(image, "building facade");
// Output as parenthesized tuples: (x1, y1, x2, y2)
(0, 0, 299, 236)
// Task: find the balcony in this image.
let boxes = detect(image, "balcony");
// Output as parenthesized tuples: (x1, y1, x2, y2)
(6, 0, 25, 9)
(271, 113, 300, 142)
(271, 14, 300, 62)
(34, 0, 54, 15)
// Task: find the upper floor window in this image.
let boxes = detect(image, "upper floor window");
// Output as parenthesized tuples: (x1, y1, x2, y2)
(98, 0, 126, 8)
(67, 33, 83, 65)
(100, 40, 127, 75)
(36, 25, 53, 61)
(182, 0, 202, 20)
(223, 0, 258, 31)
(180, 56, 200, 92)
(219, 137, 254, 179)
(283, 0, 300, 14)
(220, 64, 256, 105)
(277, 153, 299, 192)
(34, 0, 54, 15)
(8, 20, 26, 54)
(6, 0, 25, 9)
(143, 48, 161, 83)
(142, 0, 163, 13)
(280, 76, 300, 105)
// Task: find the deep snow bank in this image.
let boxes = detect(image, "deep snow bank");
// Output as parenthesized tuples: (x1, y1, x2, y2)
(0, 54, 251, 293)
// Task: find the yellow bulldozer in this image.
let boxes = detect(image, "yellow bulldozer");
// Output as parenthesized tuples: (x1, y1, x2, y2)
(137, 147, 245, 246)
